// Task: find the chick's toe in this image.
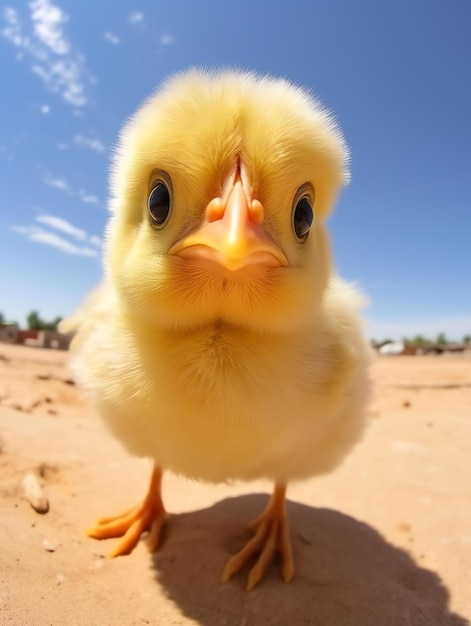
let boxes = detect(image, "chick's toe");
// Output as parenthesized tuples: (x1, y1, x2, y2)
(87, 466, 167, 557)
(222, 483, 294, 590)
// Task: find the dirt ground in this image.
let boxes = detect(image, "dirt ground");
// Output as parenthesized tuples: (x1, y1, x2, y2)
(0, 343, 470, 625)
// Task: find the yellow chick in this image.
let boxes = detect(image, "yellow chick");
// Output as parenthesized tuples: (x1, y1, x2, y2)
(67, 69, 371, 590)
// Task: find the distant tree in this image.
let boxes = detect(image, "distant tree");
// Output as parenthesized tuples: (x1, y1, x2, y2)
(0, 312, 19, 327)
(404, 335, 431, 347)
(412, 335, 431, 347)
(464, 335, 471, 345)
(436, 332, 448, 345)
(27, 310, 42, 330)
(26, 311, 62, 331)
(43, 316, 62, 331)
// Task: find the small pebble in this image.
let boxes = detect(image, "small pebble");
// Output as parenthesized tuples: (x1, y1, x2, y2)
(398, 522, 412, 533)
(22, 472, 49, 514)
(42, 539, 56, 552)
(36, 373, 52, 381)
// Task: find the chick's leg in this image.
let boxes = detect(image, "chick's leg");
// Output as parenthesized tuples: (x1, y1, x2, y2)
(222, 483, 294, 590)
(87, 465, 166, 557)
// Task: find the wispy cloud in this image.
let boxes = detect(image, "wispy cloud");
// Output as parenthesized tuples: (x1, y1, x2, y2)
(44, 175, 71, 193)
(159, 34, 174, 47)
(40, 104, 50, 113)
(1, 1, 93, 107)
(36, 214, 86, 240)
(155, 33, 175, 54)
(13, 222, 99, 257)
(30, 0, 69, 54)
(31, 55, 89, 107)
(128, 12, 144, 25)
(89, 235, 103, 248)
(2, 7, 25, 49)
(79, 192, 100, 205)
(43, 172, 101, 206)
(13, 214, 102, 257)
(104, 31, 120, 44)
(73, 133, 105, 153)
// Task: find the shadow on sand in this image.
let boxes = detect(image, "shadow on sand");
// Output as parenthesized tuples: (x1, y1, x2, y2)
(151, 495, 469, 626)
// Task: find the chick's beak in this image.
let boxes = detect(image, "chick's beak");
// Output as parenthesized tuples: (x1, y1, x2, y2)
(169, 179, 288, 271)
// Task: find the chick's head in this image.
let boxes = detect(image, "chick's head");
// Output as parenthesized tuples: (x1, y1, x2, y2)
(106, 69, 349, 333)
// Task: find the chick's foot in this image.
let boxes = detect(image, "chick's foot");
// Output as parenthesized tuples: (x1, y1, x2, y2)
(87, 465, 166, 557)
(222, 483, 294, 590)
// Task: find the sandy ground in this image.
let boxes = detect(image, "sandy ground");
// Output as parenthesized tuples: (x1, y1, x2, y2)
(0, 343, 470, 626)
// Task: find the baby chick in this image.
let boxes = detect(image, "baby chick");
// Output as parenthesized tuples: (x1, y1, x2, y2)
(67, 69, 371, 590)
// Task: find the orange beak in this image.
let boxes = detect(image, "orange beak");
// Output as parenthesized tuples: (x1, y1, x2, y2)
(169, 179, 288, 271)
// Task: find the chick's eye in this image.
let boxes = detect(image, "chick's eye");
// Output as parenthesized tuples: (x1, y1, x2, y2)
(293, 196, 314, 241)
(148, 182, 171, 227)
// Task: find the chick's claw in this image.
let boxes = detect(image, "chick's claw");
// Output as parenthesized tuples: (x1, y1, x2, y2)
(86, 466, 166, 557)
(222, 483, 294, 590)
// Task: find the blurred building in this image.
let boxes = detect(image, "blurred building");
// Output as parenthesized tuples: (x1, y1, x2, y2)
(0, 323, 19, 344)
(0, 325, 73, 350)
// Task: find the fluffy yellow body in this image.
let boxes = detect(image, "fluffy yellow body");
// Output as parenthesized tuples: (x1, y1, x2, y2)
(72, 278, 370, 484)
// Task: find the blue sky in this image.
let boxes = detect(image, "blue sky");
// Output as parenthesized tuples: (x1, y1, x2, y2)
(0, 0, 470, 340)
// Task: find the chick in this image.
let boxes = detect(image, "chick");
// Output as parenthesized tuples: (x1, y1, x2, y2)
(67, 69, 371, 590)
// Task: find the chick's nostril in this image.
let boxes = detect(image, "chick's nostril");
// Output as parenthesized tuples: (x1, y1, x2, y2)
(250, 199, 264, 225)
(206, 197, 225, 222)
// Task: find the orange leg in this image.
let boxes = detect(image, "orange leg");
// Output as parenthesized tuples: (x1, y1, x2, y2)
(87, 465, 166, 557)
(222, 483, 294, 590)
